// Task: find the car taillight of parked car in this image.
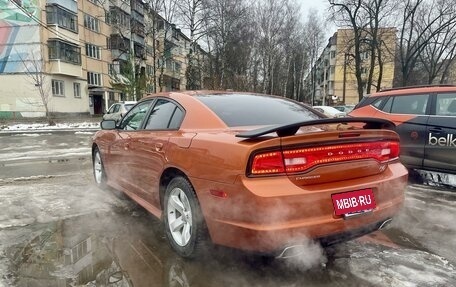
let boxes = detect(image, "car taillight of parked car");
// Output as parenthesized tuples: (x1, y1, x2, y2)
(249, 141, 400, 176)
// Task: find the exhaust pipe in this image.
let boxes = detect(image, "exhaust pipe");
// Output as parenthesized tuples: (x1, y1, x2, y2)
(277, 218, 393, 259)
(276, 245, 308, 259)
(378, 218, 393, 230)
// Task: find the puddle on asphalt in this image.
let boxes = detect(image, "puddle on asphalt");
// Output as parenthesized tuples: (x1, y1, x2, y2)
(3, 210, 379, 287)
(3, 210, 455, 287)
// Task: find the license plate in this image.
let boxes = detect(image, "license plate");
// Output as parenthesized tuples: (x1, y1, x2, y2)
(331, 188, 376, 216)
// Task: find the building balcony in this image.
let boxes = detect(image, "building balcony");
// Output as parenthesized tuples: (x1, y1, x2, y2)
(48, 60, 82, 77)
(131, 33, 144, 46)
(110, 0, 131, 13)
(131, 10, 144, 22)
(111, 49, 129, 61)
(46, 0, 77, 13)
(46, 25, 79, 44)
(131, 0, 144, 15)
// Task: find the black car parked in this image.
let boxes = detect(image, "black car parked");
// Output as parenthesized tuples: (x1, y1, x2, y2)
(349, 85, 456, 174)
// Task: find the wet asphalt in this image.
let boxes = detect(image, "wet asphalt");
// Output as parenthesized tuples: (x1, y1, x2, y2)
(0, 131, 455, 287)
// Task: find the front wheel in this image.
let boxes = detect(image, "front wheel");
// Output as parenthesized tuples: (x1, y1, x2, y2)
(93, 147, 107, 189)
(163, 177, 207, 258)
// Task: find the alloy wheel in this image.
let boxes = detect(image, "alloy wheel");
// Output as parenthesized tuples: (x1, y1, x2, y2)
(167, 187, 193, 246)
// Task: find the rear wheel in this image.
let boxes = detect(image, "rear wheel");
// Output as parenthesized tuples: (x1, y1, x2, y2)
(163, 177, 207, 258)
(93, 148, 107, 188)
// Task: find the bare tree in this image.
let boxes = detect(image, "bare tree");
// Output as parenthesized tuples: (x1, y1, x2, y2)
(417, 1, 456, 84)
(329, 0, 368, 101)
(204, 0, 254, 90)
(16, 46, 54, 125)
(362, 0, 397, 93)
(156, 0, 179, 92)
(396, 0, 456, 86)
(143, 0, 164, 93)
(175, 0, 209, 89)
(255, 0, 298, 95)
(303, 9, 326, 104)
(329, 0, 398, 99)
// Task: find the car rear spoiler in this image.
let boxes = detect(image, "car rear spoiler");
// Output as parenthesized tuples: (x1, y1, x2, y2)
(236, 117, 396, 138)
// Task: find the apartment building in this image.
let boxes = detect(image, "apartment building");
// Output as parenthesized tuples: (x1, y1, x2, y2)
(305, 28, 396, 106)
(0, 0, 192, 119)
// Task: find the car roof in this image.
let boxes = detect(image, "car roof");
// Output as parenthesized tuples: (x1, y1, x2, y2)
(369, 85, 456, 97)
(140, 91, 248, 130)
(140, 91, 321, 129)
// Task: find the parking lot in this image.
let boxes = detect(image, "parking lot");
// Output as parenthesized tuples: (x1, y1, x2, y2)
(0, 130, 455, 286)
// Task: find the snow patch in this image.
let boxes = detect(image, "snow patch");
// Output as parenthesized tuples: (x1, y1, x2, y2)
(2, 122, 99, 131)
(336, 242, 456, 287)
(0, 147, 90, 162)
(417, 170, 456, 188)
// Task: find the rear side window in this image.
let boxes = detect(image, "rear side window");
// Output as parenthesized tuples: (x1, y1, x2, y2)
(354, 95, 375, 109)
(196, 94, 320, 127)
(372, 97, 389, 110)
(436, 93, 456, 116)
(390, 94, 429, 115)
(145, 99, 184, 130)
(380, 97, 393, 112)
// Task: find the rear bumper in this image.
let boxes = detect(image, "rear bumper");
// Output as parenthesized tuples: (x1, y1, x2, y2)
(193, 162, 407, 253)
(205, 200, 402, 253)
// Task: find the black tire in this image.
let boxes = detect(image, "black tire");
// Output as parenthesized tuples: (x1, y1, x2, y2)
(163, 176, 207, 258)
(93, 147, 107, 189)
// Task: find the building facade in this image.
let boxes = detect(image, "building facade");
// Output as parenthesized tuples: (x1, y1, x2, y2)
(0, 0, 192, 119)
(305, 28, 396, 106)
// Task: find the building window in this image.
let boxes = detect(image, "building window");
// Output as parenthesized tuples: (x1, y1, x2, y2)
(172, 28, 179, 39)
(173, 62, 181, 73)
(52, 80, 65, 97)
(48, 40, 81, 64)
(109, 92, 115, 101)
(108, 64, 115, 75)
(146, 64, 154, 76)
(46, 5, 78, 33)
(146, 45, 153, 56)
(109, 35, 130, 51)
(85, 44, 101, 59)
(84, 14, 99, 32)
(87, 72, 102, 86)
(171, 78, 180, 90)
(109, 7, 130, 28)
(74, 83, 81, 98)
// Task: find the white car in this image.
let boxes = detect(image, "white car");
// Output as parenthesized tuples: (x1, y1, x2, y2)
(313, 106, 347, 118)
(103, 101, 137, 123)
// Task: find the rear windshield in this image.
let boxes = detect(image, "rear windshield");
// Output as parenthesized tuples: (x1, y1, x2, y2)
(195, 94, 321, 127)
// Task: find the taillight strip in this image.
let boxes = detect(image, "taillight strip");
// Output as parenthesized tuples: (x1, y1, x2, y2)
(249, 141, 400, 176)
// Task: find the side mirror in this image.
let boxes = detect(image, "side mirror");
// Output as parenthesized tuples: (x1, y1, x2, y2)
(100, 120, 117, 130)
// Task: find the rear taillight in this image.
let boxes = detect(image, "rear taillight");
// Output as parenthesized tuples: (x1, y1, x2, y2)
(249, 141, 400, 176)
(251, 151, 285, 175)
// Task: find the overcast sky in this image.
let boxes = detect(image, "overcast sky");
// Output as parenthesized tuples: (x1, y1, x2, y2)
(298, 0, 329, 16)
(297, 0, 337, 39)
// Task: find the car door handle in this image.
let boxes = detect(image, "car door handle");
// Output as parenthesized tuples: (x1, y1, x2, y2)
(155, 143, 163, 151)
(429, 127, 443, 134)
(124, 143, 130, 150)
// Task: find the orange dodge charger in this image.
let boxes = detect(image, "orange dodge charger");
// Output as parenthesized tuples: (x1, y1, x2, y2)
(92, 91, 407, 258)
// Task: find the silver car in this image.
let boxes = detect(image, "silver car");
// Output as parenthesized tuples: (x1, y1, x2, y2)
(103, 101, 136, 123)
